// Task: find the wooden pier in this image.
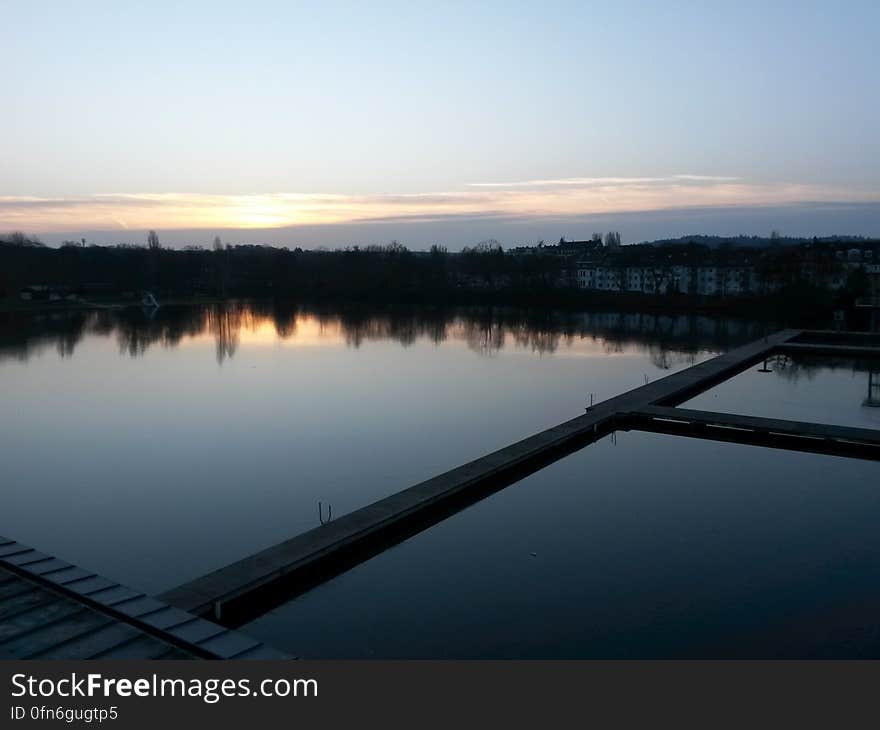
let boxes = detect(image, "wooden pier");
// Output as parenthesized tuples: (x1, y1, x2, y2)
(162, 328, 837, 623)
(0, 536, 287, 659)
(778, 330, 880, 358)
(624, 405, 880, 460)
(5, 327, 878, 647)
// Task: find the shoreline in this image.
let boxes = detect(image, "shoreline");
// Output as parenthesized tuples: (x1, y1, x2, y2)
(0, 296, 228, 315)
(0, 289, 850, 328)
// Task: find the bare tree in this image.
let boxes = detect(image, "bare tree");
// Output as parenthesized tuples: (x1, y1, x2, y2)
(213, 236, 229, 296)
(147, 230, 161, 250)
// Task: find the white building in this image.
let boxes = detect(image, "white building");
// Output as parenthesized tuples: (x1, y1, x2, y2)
(577, 263, 760, 297)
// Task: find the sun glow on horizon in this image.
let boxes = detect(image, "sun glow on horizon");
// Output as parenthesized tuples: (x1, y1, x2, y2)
(2, 177, 879, 234)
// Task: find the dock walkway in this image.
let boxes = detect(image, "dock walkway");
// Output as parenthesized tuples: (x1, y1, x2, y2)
(625, 405, 880, 460)
(162, 329, 810, 622)
(0, 537, 288, 659)
(10, 328, 878, 643)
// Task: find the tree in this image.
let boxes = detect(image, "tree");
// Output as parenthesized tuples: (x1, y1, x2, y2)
(467, 239, 503, 254)
(147, 230, 161, 250)
(604, 231, 621, 248)
(213, 236, 229, 296)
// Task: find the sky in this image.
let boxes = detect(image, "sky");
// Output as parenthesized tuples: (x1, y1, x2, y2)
(2, 0, 879, 248)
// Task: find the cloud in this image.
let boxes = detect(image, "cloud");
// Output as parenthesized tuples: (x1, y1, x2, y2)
(1, 176, 878, 233)
(467, 174, 741, 187)
(671, 175, 741, 182)
(467, 177, 671, 187)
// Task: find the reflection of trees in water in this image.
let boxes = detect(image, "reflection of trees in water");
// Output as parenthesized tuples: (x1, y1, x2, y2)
(0, 311, 89, 362)
(311, 308, 451, 350)
(510, 327, 560, 355)
(0, 302, 778, 366)
(646, 345, 695, 371)
(601, 339, 625, 355)
(207, 304, 243, 364)
(271, 304, 299, 339)
(768, 354, 877, 384)
(113, 307, 208, 357)
(110, 303, 257, 363)
(461, 318, 505, 356)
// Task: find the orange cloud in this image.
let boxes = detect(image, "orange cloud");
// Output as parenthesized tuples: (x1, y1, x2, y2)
(1, 177, 878, 232)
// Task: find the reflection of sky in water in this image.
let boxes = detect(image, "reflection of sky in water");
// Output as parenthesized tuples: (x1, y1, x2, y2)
(0, 305, 761, 365)
(1, 305, 752, 594)
(3, 305, 879, 658)
(245, 432, 880, 659)
(686, 354, 880, 430)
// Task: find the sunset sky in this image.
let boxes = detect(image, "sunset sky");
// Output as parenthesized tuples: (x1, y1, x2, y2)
(3, 1, 878, 247)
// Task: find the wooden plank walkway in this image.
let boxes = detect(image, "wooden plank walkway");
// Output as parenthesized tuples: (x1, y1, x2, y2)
(161, 329, 801, 622)
(626, 405, 880, 460)
(778, 330, 880, 358)
(0, 536, 288, 659)
(778, 342, 880, 358)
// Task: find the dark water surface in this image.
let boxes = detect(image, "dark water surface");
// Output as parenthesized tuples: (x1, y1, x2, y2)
(2, 303, 879, 657)
(0, 304, 752, 593)
(244, 432, 880, 658)
(685, 353, 880, 429)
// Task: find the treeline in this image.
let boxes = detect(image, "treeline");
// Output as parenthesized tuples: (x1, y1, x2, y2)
(0, 235, 568, 303)
(0, 232, 873, 324)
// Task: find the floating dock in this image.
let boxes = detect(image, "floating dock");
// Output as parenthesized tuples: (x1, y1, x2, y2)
(0, 537, 287, 659)
(624, 405, 880, 460)
(163, 328, 859, 623)
(8, 328, 880, 645)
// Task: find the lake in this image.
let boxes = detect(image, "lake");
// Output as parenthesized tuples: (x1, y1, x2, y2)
(2, 302, 878, 657)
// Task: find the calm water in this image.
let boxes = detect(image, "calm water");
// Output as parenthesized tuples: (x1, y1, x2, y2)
(0, 303, 754, 593)
(685, 353, 880, 429)
(244, 432, 880, 658)
(2, 303, 879, 657)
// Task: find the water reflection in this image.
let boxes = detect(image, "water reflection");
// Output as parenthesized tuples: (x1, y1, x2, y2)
(2, 301, 875, 603)
(761, 353, 879, 381)
(685, 352, 880, 430)
(0, 302, 776, 367)
(243, 431, 880, 659)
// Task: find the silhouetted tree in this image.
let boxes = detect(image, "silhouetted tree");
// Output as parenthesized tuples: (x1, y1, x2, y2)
(604, 231, 621, 248)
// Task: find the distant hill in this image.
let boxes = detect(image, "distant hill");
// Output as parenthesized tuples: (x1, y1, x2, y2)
(644, 234, 874, 249)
